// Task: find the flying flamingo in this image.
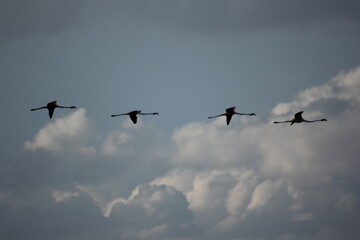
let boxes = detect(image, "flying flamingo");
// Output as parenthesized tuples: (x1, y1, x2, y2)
(111, 110, 159, 124)
(273, 111, 327, 126)
(208, 107, 256, 125)
(31, 100, 77, 119)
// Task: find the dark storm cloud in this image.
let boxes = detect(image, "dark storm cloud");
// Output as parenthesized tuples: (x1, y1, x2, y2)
(118, 0, 360, 35)
(0, 153, 197, 239)
(0, 0, 87, 42)
(0, 185, 196, 240)
(1, 0, 360, 42)
(0, 194, 119, 240)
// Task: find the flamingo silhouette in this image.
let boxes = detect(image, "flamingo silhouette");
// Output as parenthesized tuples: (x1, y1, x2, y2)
(31, 100, 77, 119)
(273, 111, 327, 126)
(208, 107, 256, 125)
(111, 110, 159, 124)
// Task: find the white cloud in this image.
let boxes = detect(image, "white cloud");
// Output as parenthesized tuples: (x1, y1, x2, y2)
(9, 65, 360, 239)
(171, 121, 258, 169)
(108, 184, 196, 239)
(25, 109, 94, 154)
(224, 171, 257, 214)
(272, 66, 360, 116)
(100, 131, 132, 156)
(103, 186, 140, 217)
(152, 169, 197, 193)
(153, 65, 360, 237)
(186, 170, 236, 228)
(52, 190, 80, 202)
(246, 179, 284, 211)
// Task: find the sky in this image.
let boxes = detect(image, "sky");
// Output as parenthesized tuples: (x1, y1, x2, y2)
(1, 0, 360, 239)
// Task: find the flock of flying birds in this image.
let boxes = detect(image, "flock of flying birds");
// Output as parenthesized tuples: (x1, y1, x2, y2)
(31, 100, 327, 126)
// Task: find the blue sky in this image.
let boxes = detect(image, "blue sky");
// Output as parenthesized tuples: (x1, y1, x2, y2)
(1, 1, 360, 239)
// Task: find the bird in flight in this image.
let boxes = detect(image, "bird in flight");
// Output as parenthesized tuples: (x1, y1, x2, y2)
(273, 111, 327, 126)
(208, 107, 256, 125)
(31, 100, 77, 119)
(111, 110, 159, 124)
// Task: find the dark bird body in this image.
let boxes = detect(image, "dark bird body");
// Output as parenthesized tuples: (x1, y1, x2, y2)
(273, 111, 327, 125)
(111, 110, 159, 124)
(208, 107, 256, 125)
(31, 101, 77, 119)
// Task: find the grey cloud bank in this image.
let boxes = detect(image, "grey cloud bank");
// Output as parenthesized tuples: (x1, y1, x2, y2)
(1, 65, 359, 239)
(1, 0, 360, 42)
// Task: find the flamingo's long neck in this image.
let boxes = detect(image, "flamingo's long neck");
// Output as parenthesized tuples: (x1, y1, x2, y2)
(139, 112, 157, 115)
(56, 105, 68, 109)
(56, 105, 76, 109)
(235, 112, 254, 116)
(274, 120, 293, 124)
(304, 119, 325, 123)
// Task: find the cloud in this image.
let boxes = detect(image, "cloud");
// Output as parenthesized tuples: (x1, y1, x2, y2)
(0, 193, 120, 240)
(52, 190, 80, 202)
(0, 0, 87, 42)
(1, 0, 359, 42)
(154, 65, 360, 238)
(100, 131, 132, 156)
(1, 65, 360, 239)
(25, 109, 94, 154)
(272, 66, 360, 117)
(246, 179, 284, 211)
(108, 184, 199, 239)
(97, 0, 360, 36)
